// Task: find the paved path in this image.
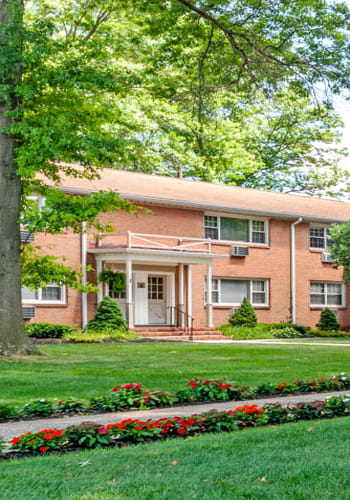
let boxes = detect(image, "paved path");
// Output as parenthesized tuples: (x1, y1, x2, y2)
(195, 340, 350, 346)
(1, 390, 350, 442)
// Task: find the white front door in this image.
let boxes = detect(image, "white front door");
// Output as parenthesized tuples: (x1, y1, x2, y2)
(148, 275, 167, 324)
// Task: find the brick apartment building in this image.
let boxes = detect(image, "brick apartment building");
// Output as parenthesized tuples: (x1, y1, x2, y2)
(21, 168, 350, 331)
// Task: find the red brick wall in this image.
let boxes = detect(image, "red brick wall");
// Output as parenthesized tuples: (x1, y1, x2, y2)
(26, 206, 348, 330)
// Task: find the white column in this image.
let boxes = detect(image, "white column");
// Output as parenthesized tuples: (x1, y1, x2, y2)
(96, 259, 103, 305)
(178, 264, 184, 327)
(81, 222, 88, 328)
(187, 264, 192, 328)
(206, 261, 213, 328)
(126, 257, 134, 328)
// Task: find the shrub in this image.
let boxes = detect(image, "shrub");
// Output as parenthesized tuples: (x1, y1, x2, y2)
(0, 436, 6, 454)
(311, 329, 349, 338)
(176, 378, 251, 402)
(26, 323, 77, 339)
(316, 308, 340, 331)
(66, 327, 136, 343)
(229, 298, 257, 327)
(19, 399, 54, 418)
(86, 296, 127, 331)
(64, 422, 114, 449)
(0, 403, 17, 421)
(265, 322, 312, 335)
(55, 398, 86, 415)
(271, 327, 304, 338)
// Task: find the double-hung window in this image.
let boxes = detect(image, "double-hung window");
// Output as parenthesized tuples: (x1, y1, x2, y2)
(22, 283, 66, 304)
(309, 226, 332, 249)
(204, 215, 267, 244)
(310, 282, 344, 307)
(205, 278, 268, 306)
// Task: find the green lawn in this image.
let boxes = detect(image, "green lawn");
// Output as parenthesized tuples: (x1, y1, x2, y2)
(1, 343, 350, 405)
(1, 417, 350, 499)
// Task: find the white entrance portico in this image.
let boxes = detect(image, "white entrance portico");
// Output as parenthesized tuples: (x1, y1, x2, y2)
(88, 232, 225, 329)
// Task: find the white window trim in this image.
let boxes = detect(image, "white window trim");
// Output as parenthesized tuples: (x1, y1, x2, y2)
(205, 277, 269, 307)
(22, 284, 67, 305)
(310, 281, 345, 308)
(204, 213, 269, 246)
(309, 224, 332, 250)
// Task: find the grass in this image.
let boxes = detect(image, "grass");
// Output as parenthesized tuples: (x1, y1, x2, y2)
(2, 343, 350, 405)
(1, 417, 350, 499)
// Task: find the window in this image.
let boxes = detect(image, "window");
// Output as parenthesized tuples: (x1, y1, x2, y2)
(203, 216, 219, 240)
(204, 215, 267, 244)
(309, 226, 332, 249)
(21, 283, 66, 304)
(148, 276, 164, 300)
(310, 282, 344, 307)
(205, 278, 268, 306)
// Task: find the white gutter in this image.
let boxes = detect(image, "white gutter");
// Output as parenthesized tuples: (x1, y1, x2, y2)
(291, 217, 303, 323)
(81, 222, 88, 328)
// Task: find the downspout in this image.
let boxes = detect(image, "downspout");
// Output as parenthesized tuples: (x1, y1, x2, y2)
(291, 217, 303, 324)
(81, 222, 88, 328)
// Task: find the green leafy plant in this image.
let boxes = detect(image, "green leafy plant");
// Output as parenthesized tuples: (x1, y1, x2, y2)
(63, 422, 114, 449)
(10, 428, 65, 454)
(20, 399, 54, 418)
(0, 403, 18, 421)
(176, 378, 251, 402)
(0, 436, 6, 454)
(229, 298, 257, 327)
(271, 327, 304, 338)
(55, 398, 86, 415)
(316, 308, 340, 331)
(98, 270, 126, 294)
(86, 296, 127, 331)
(26, 323, 77, 339)
(65, 328, 137, 343)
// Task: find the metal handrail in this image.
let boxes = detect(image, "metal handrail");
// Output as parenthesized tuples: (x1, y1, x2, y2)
(167, 305, 194, 341)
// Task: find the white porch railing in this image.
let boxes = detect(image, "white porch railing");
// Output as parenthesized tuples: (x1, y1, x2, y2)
(95, 231, 213, 254)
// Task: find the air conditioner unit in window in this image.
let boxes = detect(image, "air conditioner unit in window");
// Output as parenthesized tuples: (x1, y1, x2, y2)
(321, 252, 334, 264)
(231, 246, 249, 257)
(22, 306, 35, 319)
(20, 230, 34, 243)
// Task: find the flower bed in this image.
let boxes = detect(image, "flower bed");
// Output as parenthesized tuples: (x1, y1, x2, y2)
(1, 373, 350, 423)
(3, 394, 350, 459)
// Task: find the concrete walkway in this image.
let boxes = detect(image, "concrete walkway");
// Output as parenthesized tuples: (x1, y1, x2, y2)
(195, 340, 350, 346)
(1, 390, 349, 442)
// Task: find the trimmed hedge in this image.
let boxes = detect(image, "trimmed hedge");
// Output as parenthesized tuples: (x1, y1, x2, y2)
(26, 323, 77, 339)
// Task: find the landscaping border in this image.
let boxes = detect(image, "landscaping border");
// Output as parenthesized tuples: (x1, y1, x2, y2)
(2, 394, 350, 459)
(1, 373, 350, 423)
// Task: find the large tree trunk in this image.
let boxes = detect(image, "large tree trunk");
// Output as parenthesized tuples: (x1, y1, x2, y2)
(0, 0, 39, 355)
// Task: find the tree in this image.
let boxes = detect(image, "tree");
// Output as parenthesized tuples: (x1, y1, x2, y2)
(229, 297, 257, 328)
(86, 296, 127, 332)
(316, 308, 340, 331)
(329, 222, 350, 283)
(2, 0, 350, 354)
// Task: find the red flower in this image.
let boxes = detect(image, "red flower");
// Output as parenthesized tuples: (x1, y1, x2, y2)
(98, 428, 107, 435)
(39, 446, 47, 452)
(142, 391, 150, 395)
(187, 418, 196, 424)
(11, 437, 20, 444)
(177, 429, 186, 435)
(164, 421, 172, 428)
(112, 387, 120, 393)
(189, 381, 197, 389)
(311, 382, 317, 387)
(54, 430, 63, 437)
(161, 429, 168, 434)
(144, 397, 151, 403)
(180, 422, 188, 428)
(28, 440, 35, 444)
(43, 433, 54, 440)
(134, 426, 143, 430)
(279, 382, 287, 389)
(57, 401, 63, 405)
